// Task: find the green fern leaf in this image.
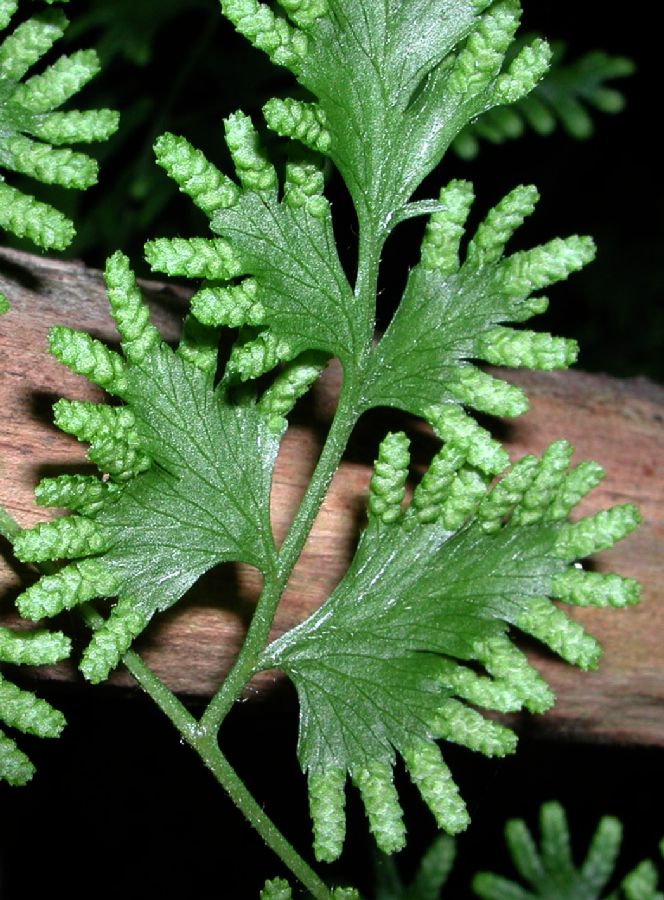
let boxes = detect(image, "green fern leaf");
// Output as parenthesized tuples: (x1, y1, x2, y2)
(12, 253, 280, 684)
(259, 446, 640, 861)
(362, 182, 591, 450)
(0, 0, 118, 249)
(150, 125, 357, 377)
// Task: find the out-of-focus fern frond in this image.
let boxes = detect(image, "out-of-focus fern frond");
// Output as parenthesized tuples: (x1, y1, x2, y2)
(375, 834, 456, 899)
(454, 38, 634, 158)
(65, 0, 208, 66)
(473, 802, 663, 900)
(260, 878, 359, 899)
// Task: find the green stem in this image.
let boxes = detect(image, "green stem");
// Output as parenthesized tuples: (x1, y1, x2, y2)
(79, 606, 332, 896)
(355, 225, 382, 350)
(198, 735, 333, 900)
(199, 377, 361, 736)
(113, 637, 333, 900)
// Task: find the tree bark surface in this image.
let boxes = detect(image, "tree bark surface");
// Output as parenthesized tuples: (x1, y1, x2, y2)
(1, 248, 662, 746)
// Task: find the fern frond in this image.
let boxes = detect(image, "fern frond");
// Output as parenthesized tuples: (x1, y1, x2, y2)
(374, 833, 457, 900)
(150, 0, 586, 401)
(0, 2, 118, 249)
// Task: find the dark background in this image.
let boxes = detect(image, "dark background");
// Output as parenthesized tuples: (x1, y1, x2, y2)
(1, 1, 661, 897)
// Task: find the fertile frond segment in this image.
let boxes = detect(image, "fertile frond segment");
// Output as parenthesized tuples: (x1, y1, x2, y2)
(154, 132, 240, 215)
(145, 237, 242, 281)
(49, 326, 128, 396)
(368, 432, 410, 524)
(13, 514, 109, 563)
(0, 624, 70, 785)
(221, 0, 308, 71)
(0, 4, 118, 249)
(260, 444, 640, 860)
(263, 97, 331, 154)
(13, 257, 282, 684)
(35, 475, 122, 515)
(190, 280, 265, 329)
(104, 252, 161, 364)
(222, 0, 551, 233)
(472, 801, 663, 900)
(150, 117, 358, 374)
(362, 183, 592, 445)
(455, 41, 634, 158)
(258, 351, 327, 431)
(0, 173, 74, 248)
(52, 400, 150, 482)
(309, 767, 346, 863)
(261, 879, 292, 900)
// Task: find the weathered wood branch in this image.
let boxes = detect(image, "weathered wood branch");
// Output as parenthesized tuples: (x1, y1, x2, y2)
(1, 248, 663, 745)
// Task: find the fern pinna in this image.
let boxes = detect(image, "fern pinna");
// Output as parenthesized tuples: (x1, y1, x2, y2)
(1, 1, 641, 897)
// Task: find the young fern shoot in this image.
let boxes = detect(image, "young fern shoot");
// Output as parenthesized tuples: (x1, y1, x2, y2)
(1, 0, 643, 897)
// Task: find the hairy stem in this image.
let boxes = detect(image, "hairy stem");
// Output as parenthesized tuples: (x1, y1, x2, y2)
(81, 610, 333, 900)
(197, 735, 333, 900)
